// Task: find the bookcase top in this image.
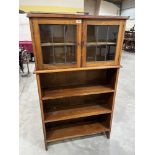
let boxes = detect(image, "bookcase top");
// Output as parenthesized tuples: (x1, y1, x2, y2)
(27, 12, 129, 20)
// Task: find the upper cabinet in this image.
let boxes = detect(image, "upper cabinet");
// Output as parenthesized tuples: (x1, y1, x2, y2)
(82, 20, 125, 67)
(32, 19, 81, 69)
(29, 14, 126, 70)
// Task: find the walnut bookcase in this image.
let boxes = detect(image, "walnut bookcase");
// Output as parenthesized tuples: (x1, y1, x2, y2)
(28, 13, 127, 150)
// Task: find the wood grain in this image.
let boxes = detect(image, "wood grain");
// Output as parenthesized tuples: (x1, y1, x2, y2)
(42, 85, 115, 100)
(27, 13, 128, 20)
(46, 121, 110, 143)
(34, 65, 121, 74)
(36, 75, 47, 150)
(44, 103, 112, 123)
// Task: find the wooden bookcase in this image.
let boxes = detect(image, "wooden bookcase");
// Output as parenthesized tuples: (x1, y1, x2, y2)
(28, 13, 127, 150)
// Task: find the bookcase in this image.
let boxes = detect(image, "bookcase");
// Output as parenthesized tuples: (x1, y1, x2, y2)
(28, 13, 127, 150)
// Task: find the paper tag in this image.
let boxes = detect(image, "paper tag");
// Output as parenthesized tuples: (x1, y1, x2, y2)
(76, 20, 81, 24)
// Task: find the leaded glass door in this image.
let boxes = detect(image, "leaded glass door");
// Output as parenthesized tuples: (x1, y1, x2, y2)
(33, 19, 81, 69)
(82, 20, 124, 67)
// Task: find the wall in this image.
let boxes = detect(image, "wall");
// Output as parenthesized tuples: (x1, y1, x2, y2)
(84, 0, 120, 16)
(19, 14, 31, 41)
(19, 0, 84, 13)
(19, 0, 84, 41)
(84, 0, 96, 15)
(99, 0, 120, 16)
(121, 0, 135, 30)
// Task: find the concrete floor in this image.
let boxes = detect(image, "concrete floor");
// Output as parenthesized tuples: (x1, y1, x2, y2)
(19, 51, 135, 155)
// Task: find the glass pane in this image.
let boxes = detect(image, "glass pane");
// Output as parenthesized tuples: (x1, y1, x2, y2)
(42, 46, 54, 64)
(53, 25, 64, 43)
(54, 46, 65, 63)
(87, 25, 119, 62)
(39, 25, 52, 43)
(96, 45, 107, 61)
(107, 45, 116, 60)
(65, 25, 76, 43)
(108, 26, 119, 42)
(87, 46, 96, 61)
(87, 26, 96, 42)
(98, 26, 108, 42)
(39, 24, 77, 65)
(66, 45, 76, 63)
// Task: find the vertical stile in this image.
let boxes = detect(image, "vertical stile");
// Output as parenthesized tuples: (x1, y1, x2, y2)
(105, 26, 109, 61)
(108, 45, 110, 60)
(64, 25, 67, 63)
(71, 45, 74, 63)
(95, 26, 99, 61)
(51, 25, 55, 64)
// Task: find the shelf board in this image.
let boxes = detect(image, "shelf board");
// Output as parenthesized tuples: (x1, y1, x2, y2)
(41, 42, 76, 47)
(44, 103, 112, 123)
(34, 65, 121, 74)
(87, 42, 116, 46)
(46, 121, 109, 143)
(42, 85, 115, 100)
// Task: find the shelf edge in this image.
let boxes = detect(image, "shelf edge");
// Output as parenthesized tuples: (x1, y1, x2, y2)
(44, 109, 112, 123)
(34, 65, 121, 74)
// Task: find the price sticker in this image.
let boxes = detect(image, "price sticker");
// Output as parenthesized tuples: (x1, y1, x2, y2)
(76, 20, 81, 24)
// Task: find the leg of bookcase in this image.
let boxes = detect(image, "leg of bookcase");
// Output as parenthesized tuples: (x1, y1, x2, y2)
(45, 142, 48, 151)
(105, 131, 111, 139)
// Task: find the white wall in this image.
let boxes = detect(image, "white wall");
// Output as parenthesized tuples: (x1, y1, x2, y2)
(121, 0, 135, 30)
(19, 0, 84, 9)
(19, 14, 31, 41)
(84, 0, 96, 15)
(84, 0, 120, 16)
(19, 0, 84, 41)
(99, 0, 120, 16)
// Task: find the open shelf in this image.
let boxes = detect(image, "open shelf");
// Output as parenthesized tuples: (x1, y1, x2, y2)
(46, 121, 109, 142)
(46, 116, 110, 143)
(40, 69, 117, 100)
(42, 85, 114, 100)
(87, 42, 116, 46)
(34, 65, 121, 74)
(41, 42, 76, 46)
(44, 103, 111, 123)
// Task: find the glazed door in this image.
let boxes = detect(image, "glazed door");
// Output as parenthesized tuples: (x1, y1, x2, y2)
(33, 19, 81, 69)
(82, 20, 125, 67)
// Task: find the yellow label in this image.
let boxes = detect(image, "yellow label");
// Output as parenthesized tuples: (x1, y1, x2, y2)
(76, 20, 81, 24)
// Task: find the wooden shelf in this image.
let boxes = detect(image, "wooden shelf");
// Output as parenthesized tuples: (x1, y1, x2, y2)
(46, 121, 109, 143)
(87, 42, 116, 46)
(42, 85, 115, 100)
(44, 103, 112, 123)
(41, 42, 76, 47)
(34, 65, 121, 74)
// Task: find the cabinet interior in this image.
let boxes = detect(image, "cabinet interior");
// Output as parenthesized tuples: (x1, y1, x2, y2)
(40, 68, 117, 91)
(43, 93, 114, 114)
(45, 114, 111, 142)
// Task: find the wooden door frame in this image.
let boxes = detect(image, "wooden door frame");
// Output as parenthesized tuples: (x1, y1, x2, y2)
(81, 20, 125, 67)
(32, 18, 82, 70)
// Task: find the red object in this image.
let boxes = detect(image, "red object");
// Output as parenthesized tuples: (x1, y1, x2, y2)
(19, 41, 33, 53)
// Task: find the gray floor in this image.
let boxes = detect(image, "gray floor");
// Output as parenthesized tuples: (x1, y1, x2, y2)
(19, 51, 135, 155)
